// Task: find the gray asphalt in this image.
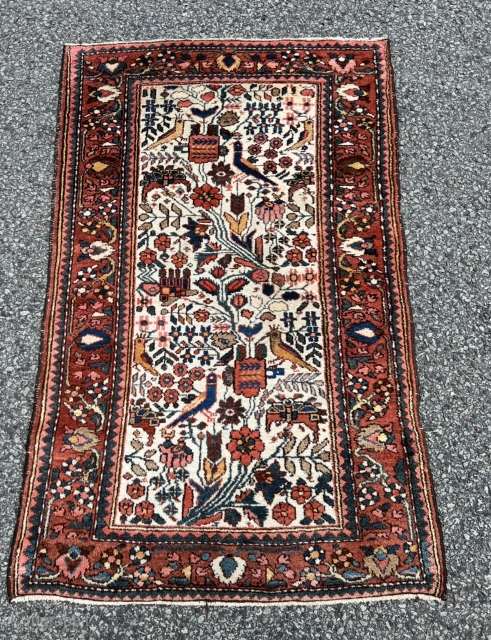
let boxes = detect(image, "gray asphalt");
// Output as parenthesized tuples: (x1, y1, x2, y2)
(0, 1, 490, 638)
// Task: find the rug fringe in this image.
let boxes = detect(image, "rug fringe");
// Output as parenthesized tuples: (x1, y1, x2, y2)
(64, 36, 390, 46)
(11, 592, 442, 607)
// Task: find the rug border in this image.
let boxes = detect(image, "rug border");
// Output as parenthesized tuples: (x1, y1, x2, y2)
(7, 44, 73, 602)
(8, 37, 446, 605)
(382, 39, 447, 599)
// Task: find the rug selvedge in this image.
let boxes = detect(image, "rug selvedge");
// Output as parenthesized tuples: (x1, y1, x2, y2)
(9, 39, 445, 604)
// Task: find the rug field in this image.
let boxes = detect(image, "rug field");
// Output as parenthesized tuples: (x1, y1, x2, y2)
(9, 38, 445, 605)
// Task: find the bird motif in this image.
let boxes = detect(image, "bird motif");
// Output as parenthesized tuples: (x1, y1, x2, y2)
(134, 336, 158, 376)
(266, 327, 318, 372)
(165, 372, 218, 429)
(286, 118, 314, 151)
(146, 116, 187, 150)
(232, 140, 276, 185)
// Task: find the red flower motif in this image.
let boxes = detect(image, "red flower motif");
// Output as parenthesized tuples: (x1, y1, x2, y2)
(305, 248, 317, 263)
(305, 499, 325, 521)
(291, 484, 312, 504)
(279, 156, 293, 168)
(286, 248, 303, 264)
(263, 160, 277, 174)
(194, 309, 210, 322)
(164, 388, 179, 403)
(248, 144, 261, 156)
(227, 426, 265, 466)
(140, 249, 156, 265)
(127, 481, 145, 499)
(190, 367, 205, 381)
(273, 502, 296, 525)
(178, 377, 194, 393)
(147, 386, 162, 402)
(159, 373, 174, 388)
(190, 183, 223, 211)
(173, 363, 188, 377)
(118, 498, 134, 515)
(293, 233, 311, 249)
(270, 137, 284, 149)
(171, 252, 187, 268)
(135, 501, 154, 520)
(155, 234, 171, 251)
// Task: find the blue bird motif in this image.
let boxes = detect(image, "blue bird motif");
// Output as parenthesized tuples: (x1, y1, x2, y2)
(165, 373, 218, 428)
(232, 141, 276, 185)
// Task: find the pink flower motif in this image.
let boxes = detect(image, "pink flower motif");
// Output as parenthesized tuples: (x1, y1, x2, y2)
(255, 199, 285, 224)
(55, 546, 91, 579)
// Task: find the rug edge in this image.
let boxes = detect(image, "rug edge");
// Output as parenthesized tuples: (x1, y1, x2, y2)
(7, 44, 73, 602)
(383, 39, 447, 600)
(10, 592, 444, 606)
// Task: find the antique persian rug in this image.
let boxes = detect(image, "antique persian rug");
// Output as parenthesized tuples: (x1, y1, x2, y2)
(10, 38, 445, 605)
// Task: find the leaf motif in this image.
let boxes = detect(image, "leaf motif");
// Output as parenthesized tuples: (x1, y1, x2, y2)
(238, 212, 249, 235)
(226, 278, 249, 293)
(318, 451, 331, 462)
(283, 436, 297, 455)
(196, 279, 218, 295)
(285, 459, 296, 475)
(297, 435, 311, 455)
(139, 203, 152, 213)
(145, 460, 159, 471)
(312, 438, 329, 454)
(286, 221, 300, 230)
(224, 212, 240, 234)
(159, 203, 169, 215)
(315, 462, 330, 474)
(305, 216, 315, 228)
(138, 222, 152, 231)
(131, 463, 146, 477)
(131, 439, 144, 451)
(171, 204, 182, 216)
(144, 449, 157, 458)
(300, 459, 312, 477)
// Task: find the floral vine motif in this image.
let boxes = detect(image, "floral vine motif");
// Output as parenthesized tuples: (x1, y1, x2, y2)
(115, 80, 340, 530)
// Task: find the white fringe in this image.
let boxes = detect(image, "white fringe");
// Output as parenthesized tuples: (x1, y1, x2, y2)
(64, 37, 389, 46)
(11, 592, 441, 606)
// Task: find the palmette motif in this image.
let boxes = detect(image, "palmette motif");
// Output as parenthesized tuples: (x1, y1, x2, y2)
(10, 39, 445, 604)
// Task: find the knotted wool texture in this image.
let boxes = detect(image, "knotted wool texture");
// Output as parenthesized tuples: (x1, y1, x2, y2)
(9, 39, 445, 605)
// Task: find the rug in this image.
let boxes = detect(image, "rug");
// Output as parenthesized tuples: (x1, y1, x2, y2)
(9, 38, 445, 605)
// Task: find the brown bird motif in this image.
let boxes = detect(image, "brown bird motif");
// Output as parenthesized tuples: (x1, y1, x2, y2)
(134, 335, 158, 376)
(265, 326, 318, 372)
(286, 118, 314, 151)
(146, 116, 187, 150)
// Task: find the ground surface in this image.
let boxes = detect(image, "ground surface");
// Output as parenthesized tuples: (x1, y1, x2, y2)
(0, 1, 490, 638)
